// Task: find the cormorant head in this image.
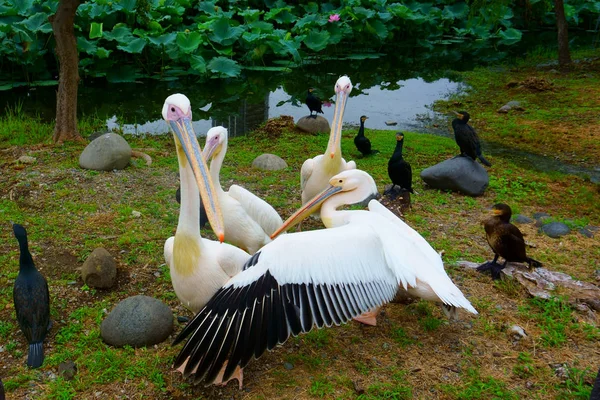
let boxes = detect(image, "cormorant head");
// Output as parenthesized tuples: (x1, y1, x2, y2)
(360, 115, 368, 123)
(454, 111, 470, 123)
(395, 132, 404, 141)
(308, 88, 315, 93)
(12, 223, 27, 241)
(490, 203, 512, 222)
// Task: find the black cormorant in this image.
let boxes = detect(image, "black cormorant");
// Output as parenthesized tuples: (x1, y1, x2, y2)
(387, 132, 413, 193)
(0, 377, 4, 400)
(354, 115, 378, 156)
(452, 111, 491, 167)
(305, 88, 323, 118)
(591, 368, 600, 400)
(478, 204, 542, 279)
(12, 223, 50, 368)
(176, 186, 208, 228)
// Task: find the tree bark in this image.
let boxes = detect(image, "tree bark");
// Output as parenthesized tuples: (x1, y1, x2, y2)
(554, 0, 571, 70)
(50, 0, 83, 143)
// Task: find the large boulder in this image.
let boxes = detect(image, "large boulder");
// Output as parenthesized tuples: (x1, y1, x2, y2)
(420, 156, 489, 197)
(252, 153, 288, 171)
(79, 132, 131, 171)
(296, 115, 330, 134)
(81, 247, 117, 289)
(101, 295, 173, 347)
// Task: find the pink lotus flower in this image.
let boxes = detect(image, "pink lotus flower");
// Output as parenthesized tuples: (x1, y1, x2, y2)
(328, 14, 340, 22)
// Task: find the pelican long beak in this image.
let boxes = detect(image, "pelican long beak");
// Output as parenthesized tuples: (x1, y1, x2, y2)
(328, 91, 349, 158)
(168, 117, 225, 242)
(270, 184, 343, 239)
(202, 136, 220, 161)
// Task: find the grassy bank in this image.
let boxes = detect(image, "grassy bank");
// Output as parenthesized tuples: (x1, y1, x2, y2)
(435, 47, 600, 167)
(0, 51, 599, 399)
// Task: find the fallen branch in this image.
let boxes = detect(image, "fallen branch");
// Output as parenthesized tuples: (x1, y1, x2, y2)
(456, 260, 600, 312)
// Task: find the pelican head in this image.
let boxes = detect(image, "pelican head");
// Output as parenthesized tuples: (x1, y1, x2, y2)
(271, 169, 377, 238)
(328, 75, 353, 158)
(162, 94, 225, 242)
(202, 126, 228, 161)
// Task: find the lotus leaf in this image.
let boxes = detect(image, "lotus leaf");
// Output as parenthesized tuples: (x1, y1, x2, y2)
(303, 30, 330, 52)
(148, 33, 176, 46)
(176, 31, 203, 53)
(19, 13, 52, 34)
(498, 27, 522, 45)
(118, 38, 146, 54)
(90, 22, 103, 39)
(209, 18, 245, 47)
(207, 57, 241, 78)
(190, 55, 207, 74)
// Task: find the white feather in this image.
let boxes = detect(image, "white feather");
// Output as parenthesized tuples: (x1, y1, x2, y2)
(228, 185, 283, 237)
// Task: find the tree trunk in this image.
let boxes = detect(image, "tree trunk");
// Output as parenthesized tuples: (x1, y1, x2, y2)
(50, 0, 83, 143)
(554, 0, 571, 70)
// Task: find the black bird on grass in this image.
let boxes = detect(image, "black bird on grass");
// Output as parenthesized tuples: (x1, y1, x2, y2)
(354, 115, 379, 156)
(176, 186, 208, 228)
(386, 132, 413, 194)
(12, 223, 50, 368)
(452, 111, 491, 167)
(0, 377, 5, 400)
(305, 88, 323, 118)
(478, 204, 542, 279)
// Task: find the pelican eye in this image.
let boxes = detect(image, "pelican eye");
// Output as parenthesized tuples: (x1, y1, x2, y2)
(338, 179, 343, 183)
(171, 107, 175, 112)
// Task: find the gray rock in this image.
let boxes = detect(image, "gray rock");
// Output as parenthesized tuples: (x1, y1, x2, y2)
(420, 156, 489, 197)
(550, 363, 569, 380)
(533, 212, 551, 227)
(497, 101, 524, 114)
(508, 325, 527, 340)
(541, 222, 571, 238)
(101, 295, 173, 347)
(18, 155, 37, 164)
(385, 120, 398, 126)
(177, 316, 189, 323)
(284, 362, 294, 370)
(88, 131, 110, 142)
(81, 248, 117, 289)
(58, 360, 77, 381)
(579, 227, 594, 238)
(251, 153, 288, 171)
(296, 115, 330, 134)
(513, 214, 533, 224)
(79, 133, 131, 171)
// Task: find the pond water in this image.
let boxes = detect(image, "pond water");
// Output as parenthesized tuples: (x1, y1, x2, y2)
(2, 62, 464, 136)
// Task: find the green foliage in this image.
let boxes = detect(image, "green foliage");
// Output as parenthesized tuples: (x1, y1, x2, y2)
(1, 0, 598, 86)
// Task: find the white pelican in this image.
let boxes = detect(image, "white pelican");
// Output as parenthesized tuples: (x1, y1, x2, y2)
(162, 94, 249, 386)
(202, 126, 284, 254)
(172, 169, 476, 386)
(300, 75, 356, 207)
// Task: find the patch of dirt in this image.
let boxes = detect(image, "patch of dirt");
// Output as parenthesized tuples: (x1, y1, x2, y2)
(508, 76, 556, 92)
(253, 115, 298, 139)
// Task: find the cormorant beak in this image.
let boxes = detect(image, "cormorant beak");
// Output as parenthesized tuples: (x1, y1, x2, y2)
(270, 184, 343, 239)
(491, 209, 502, 216)
(328, 90, 349, 158)
(168, 117, 225, 243)
(453, 111, 463, 120)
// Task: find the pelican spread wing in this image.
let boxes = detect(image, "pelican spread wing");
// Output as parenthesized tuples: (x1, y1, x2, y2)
(173, 224, 406, 384)
(228, 185, 283, 237)
(367, 200, 477, 313)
